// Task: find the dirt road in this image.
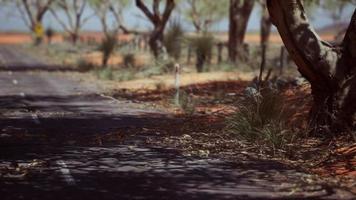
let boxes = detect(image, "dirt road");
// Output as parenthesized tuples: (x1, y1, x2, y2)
(0, 45, 354, 200)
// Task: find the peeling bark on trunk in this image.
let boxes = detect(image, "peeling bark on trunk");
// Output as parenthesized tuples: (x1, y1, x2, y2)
(267, 0, 356, 135)
(228, 0, 255, 63)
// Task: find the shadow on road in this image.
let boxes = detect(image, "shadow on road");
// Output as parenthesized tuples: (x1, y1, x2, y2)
(0, 94, 351, 200)
(0, 145, 338, 200)
(0, 93, 179, 146)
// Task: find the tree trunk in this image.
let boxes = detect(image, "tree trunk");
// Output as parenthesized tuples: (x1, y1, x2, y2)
(70, 33, 79, 45)
(136, 0, 175, 58)
(267, 0, 356, 135)
(260, 0, 272, 47)
(217, 43, 224, 64)
(102, 54, 109, 67)
(31, 21, 44, 46)
(196, 52, 206, 73)
(149, 26, 165, 58)
(228, 0, 255, 63)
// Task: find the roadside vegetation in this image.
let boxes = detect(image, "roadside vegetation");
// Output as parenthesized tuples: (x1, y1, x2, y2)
(3, 0, 355, 193)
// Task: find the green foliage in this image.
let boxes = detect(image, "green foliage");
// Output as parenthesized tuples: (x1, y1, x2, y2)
(305, 0, 356, 21)
(122, 53, 136, 68)
(95, 68, 114, 80)
(94, 68, 135, 81)
(178, 91, 197, 116)
(182, 0, 229, 32)
(77, 58, 96, 72)
(226, 87, 294, 151)
(164, 20, 185, 60)
(189, 34, 214, 72)
(99, 34, 117, 67)
(139, 58, 176, 77)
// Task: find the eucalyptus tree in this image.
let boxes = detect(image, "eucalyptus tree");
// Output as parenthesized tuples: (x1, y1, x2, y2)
(182, 0, 229, 33)
(259, 0, 272, 47)
(312, 0, 356, 22)
(90, 0, 130, 38)
(1, 0, 54, 43)
(228, 0, 256, 63)
(50, 0, 94, 44)
(135, 0, 176, 58)
(267, 0, 356, 134)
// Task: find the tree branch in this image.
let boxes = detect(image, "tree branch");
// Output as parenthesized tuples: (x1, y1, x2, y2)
(50, 8, 72, 33)
(136, 0, 155, 23)
(161, 0, 175, 24)
(37, 0, 54, 22)
(21, 0, 35, 28)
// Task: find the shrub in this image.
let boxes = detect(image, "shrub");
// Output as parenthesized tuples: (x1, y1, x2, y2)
(139, 58, 176, 77)
(112, 70, 135, 82)
(99, 34, 117, 67)
(45, 27, 55, 44)
(190, 34, 214, 73)
(77, 58, 96, 72)
(163, 20, 185, 60)
(123, 53, 136, 68)
(95, 68, 113, 80)
(94, 68, 136, 82)
(226, 87, 294, 152)
(178, 91, 197, 116)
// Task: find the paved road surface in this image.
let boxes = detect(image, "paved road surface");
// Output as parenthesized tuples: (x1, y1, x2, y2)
(0, 45, 355, 200)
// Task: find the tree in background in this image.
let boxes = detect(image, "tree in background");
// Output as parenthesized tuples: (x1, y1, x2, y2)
(50, 0, 94, 44)
(267, 0, 356, 135)
(228, 0, 255, 63)
(90, 0, 130, 38)
(45, 26, 54, 44)
(135, 0, 176, 58)
(164, 20, 185, 60)
(259, 0, 271, 48)
(308, 0, 356, 43)
(314, 0, 356, 23)
(2, 0, 55, 44)
(182, 0, 228, 33)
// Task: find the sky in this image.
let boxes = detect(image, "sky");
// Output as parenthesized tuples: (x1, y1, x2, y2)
(0, 1, 354, 32)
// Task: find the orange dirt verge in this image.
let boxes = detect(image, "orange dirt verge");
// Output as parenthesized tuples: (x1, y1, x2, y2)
(0, 32, 336, 45)
(0, 32, 133, 44)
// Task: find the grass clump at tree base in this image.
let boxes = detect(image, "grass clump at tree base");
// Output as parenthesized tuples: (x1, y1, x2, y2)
(226, 86, 297, 153)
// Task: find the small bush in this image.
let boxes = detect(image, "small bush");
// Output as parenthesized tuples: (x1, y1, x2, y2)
(226, 87, 294, 152)
(112, 70, 135, 82)
(178, 91, 196, 116)
(45, 27, 55, 44)
(139, 58, 176, 77)
(95, 68, 136, 82)
(95, 68, 113, 80)
(164, 20, 185, 60)
(77, 58, 96, 72)
(154, 81, 167, 91)
(123, 53, 136, 68)
(99, 34, 117, 67)
(189, 34, 214, 73)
